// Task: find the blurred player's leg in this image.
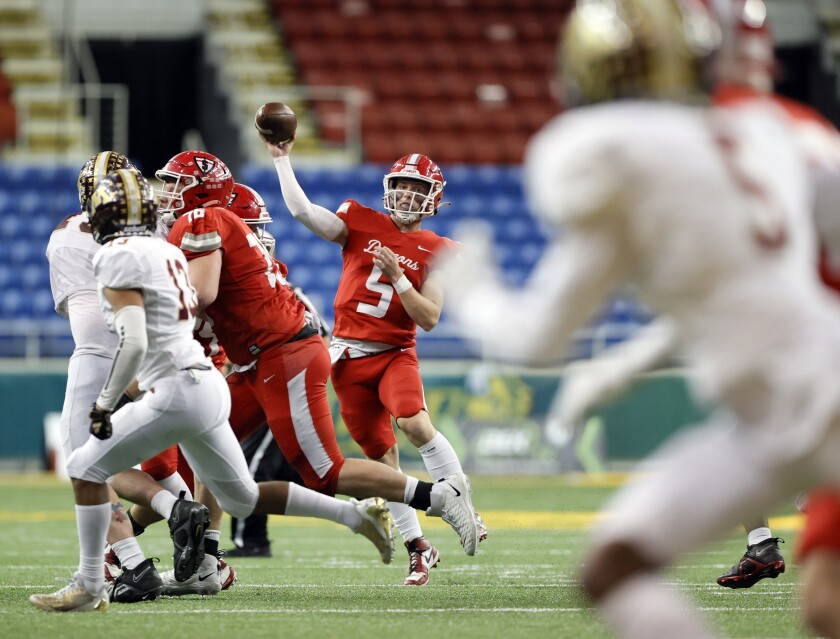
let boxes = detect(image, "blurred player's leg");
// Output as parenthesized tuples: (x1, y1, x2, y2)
(582, 419, 813, 638)
(798, 489, 840, 637)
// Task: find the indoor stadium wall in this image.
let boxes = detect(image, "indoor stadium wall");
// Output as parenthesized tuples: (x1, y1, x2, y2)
(0, 0, 828, 475)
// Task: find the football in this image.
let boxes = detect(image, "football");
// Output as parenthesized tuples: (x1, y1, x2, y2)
(254, 102, 297, 145)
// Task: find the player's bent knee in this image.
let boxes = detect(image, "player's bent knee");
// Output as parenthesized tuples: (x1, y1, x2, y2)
(581, 541, 655, 602)
(212, 483, 259, 520)
(65, 451, 110, 484)
(396, 412, 434, 440)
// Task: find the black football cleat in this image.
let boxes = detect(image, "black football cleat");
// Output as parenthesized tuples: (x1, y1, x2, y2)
(717, 537, 785, 589)
(225, 543, 272, 558)
(167, 492, 210, 582)
(109, 557, 164, 603)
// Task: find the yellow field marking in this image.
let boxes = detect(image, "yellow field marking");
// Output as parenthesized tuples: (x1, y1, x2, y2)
(0, 509, 805, 531)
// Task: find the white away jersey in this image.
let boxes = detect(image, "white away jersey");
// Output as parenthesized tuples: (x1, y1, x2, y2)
(46, 212, 99, 318)
(518, 101, 838, 403)
(92, 236, 208, 390)
(46, 212, 116, 357)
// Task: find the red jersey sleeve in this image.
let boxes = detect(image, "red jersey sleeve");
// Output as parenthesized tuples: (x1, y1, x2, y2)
(168, 207, 306, 364)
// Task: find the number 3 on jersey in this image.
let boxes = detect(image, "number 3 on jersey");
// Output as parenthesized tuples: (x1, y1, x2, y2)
(166, 259, 198, 321)
(357, 264, 394, 318)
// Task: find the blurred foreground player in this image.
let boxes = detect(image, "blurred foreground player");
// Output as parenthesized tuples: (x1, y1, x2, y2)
(439, 0, 840, 636)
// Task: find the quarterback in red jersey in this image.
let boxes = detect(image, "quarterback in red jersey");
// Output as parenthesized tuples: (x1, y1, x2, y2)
(267, 142, 486, 584)
(159, 150, 482, 558)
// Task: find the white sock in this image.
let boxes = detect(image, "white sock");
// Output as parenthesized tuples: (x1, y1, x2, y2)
(389, 502, 423, 542)
(158, 472, 193, 501)
(150, 490, 178, 520)
(403, 475, 418, 503)
(600, 573, 716, 639)
(110, 536, 145, 571)
(284, 483, 358, 529)
(419, 432, 462, 480)
(389, 466, 422, 541)
(204, 529, 221, 543)
(76, 503, 111, 594)
(747, 527, 772, 547)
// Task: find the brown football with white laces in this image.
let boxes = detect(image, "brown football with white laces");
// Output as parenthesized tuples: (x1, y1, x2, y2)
(255, 102, 297, 145)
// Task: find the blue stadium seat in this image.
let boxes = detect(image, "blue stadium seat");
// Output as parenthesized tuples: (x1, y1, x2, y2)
(0, 289, 28, 318)
(274, 240, 299, 263)
(39, 334, 75, 358)
(20, 264, 47, 290)
(0, 214, 24, 239)
(32, 290, 56, 318)
(30, 215, 56, 239)
(0, 264, 13, 288)
(6, 239, 44, 265)
(51, 191, 80, 216)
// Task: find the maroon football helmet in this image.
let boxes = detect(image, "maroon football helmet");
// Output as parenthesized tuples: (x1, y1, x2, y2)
(155, 151, 234, 226)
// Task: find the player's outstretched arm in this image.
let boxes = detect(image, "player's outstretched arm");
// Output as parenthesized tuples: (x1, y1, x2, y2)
(439, 223, 621, 366)
(557, 316, 678, 433)
(265, 141, 348, 245)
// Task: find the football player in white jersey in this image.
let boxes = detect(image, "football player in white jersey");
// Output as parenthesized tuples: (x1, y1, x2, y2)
(439, 1, 840, 637)
(555, 0, 840, 598)
(45, 151, 197, 602)
(30, 170, 395, 613)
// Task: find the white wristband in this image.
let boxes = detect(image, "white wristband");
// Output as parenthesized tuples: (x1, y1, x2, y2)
(393, 274, 413, 295)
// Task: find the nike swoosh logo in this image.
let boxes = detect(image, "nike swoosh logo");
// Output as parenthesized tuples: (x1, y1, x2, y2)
(264, 375, 275, 383)
(449, 484, 461, 497)
(418, 246, 432, 253)
(132, 565, 152, 582)
(197, 572, 216, 581)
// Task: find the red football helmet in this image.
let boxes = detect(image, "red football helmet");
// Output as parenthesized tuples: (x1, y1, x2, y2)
(155, 151, 234, 226)
(228, 182, 273, 248)
(383, 153, 446, 224)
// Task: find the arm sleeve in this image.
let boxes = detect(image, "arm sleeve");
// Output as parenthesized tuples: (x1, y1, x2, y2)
(443, 224, 624, 366)
(95, 305, 147, 411)
(273, 156, 346, 241)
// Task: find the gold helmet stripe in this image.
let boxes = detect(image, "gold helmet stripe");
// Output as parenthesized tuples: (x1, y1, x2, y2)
(121, 170, 141, 225)
(94, 152, 112, 178)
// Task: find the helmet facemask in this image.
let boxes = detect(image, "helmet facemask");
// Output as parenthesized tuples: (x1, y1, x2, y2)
(260, 229, 276, 258)
(154, 171, 198, 227)
(383, 177, 441, 224)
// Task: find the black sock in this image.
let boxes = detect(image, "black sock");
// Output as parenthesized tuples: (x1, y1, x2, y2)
(205, 538, 219, 559)
(408, 481, 433, 511)
(128, 511, 145, 537)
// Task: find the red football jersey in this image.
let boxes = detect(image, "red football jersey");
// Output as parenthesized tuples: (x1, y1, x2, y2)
(168, 206, 305, 364)
(334, 200, 457, 347)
